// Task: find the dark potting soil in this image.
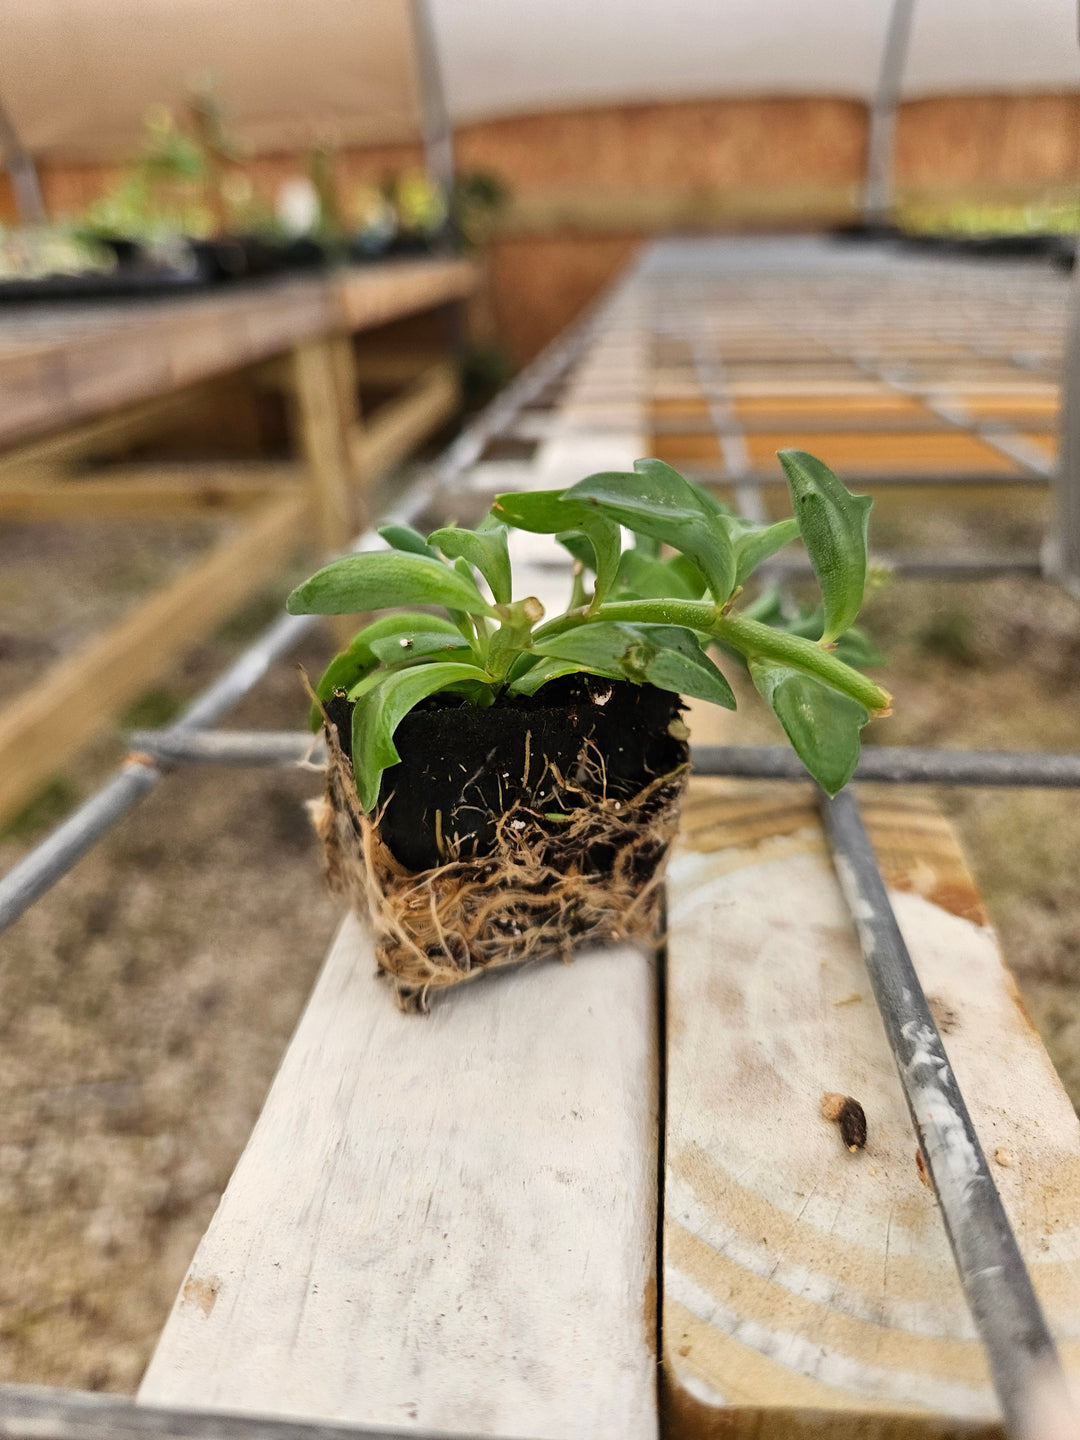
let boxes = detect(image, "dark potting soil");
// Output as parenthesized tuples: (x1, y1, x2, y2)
(323, 674, 686, 872)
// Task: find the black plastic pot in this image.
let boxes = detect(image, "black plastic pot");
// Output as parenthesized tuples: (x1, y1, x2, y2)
(325, 673, 686, 873)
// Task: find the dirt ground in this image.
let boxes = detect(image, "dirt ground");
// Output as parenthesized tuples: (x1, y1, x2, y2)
(0, 487, 1078, 1394)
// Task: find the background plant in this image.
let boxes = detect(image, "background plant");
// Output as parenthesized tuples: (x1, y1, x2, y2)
(287, 450, 891, 808)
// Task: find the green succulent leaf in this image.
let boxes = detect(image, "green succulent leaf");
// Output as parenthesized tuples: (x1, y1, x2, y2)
(566, 459, 736, 603)
(535, 621, 735, 707)
(749, 660, 869, 796)
(429, 523, 513, 606)
(287, 551, 494, 618)
(492, 488, 582, 533)
(556, 531, 596, 569)
(778, 449, 873, 642)
(616, 549, 706, 601)
(308, 612, 461, 730)
(351, 661, 494, 812)
(725, 516, 801, 586)
(505, 655, 592, 696)
(493, 490, 622, 605)
(368, 631, 472, 666)
(378, 523, 439, 559)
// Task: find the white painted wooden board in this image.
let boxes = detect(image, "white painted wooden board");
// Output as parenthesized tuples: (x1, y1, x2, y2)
(139, 915, 660, 1440)
(662, 779, 1080, 1438)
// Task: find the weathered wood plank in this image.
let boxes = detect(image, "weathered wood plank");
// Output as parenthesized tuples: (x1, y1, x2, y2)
(0, 465, 302, 519)
(0, 491, 310, 826)
(0, 262, 476, 452)
(291, 340, 360, 554)
(139, 915, 660, 1440)
(662, 780, 1080, 1437)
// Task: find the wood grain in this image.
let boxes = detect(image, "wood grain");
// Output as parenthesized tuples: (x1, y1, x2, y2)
(662, 779, 1080, 1437)
(139, 915, 660, 1440)
(0, 261, 476, 451)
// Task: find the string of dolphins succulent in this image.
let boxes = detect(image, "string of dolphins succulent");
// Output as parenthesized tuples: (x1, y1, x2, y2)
(287, 450, 891, 808)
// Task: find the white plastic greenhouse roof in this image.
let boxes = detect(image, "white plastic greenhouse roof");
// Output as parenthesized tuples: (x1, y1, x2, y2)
(1, 0, 1077, 161)
(431, 0, 1080, 121)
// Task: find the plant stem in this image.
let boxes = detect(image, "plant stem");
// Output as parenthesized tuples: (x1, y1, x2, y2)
(531, 600, 892, 713)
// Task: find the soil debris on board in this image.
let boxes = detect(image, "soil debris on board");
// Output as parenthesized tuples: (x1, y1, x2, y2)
(821, 1092, 868, 1151)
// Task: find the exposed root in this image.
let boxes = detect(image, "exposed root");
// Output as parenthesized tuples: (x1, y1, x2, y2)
(312, 721, 688, 1013)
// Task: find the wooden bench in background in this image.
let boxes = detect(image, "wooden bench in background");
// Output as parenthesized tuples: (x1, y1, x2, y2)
(0, 259, 476, 826)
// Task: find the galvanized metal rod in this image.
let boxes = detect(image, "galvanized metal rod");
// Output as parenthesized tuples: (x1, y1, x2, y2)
(1047, 253, 1080, 596)
(0, 97, 46, 224)
(0, 296, 604, 935)
(863, 0, 917, 225)
(819, 788, 1066, 1436)
(695, 743, 1080, 787)
(124, 731, 1080, 789)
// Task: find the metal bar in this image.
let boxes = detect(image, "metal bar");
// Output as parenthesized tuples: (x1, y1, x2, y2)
(123, 732, 1080, 789)
(769, 551, 1042, 580)
(1048, 252, 1080, 596)
(0, 1382, 516, 1440)
(693, 743, 1080, 787)
(129, 731, 324, 767)
(863, 0, 917, 225)
(0, 299, 605, 935)
(408, 0, 455, 214)
(0, 763, 161, 931)
(819, 788, 1067, 1435)
(0, 97, 46, 224)
(646, 415, 1056, 437)
(684, 468, 1046, 488)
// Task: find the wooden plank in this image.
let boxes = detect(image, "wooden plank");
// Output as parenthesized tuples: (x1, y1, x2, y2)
(139, 914, 660, 1440)
(0, 490, 310, 826)
(661, 779, 1080, 1437)
(352, 361, 460, 484)
(333, 258, 476, 332)
(0, 465, 302, 519)
(291, 340, 359, 554)
(0, 262, 477, 452)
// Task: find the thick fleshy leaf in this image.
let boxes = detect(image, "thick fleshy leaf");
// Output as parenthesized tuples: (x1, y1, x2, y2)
(369, 631, 472, 666)
(725, 516, 801, 586)
(566, 460, 736, 603)
(750, 659, 868, 795)
(778, 449, 873, 642)
(287, 551, 494, 617)
(351, 661, 494, 811)
(308, 612, 461, 730)
(556, 531, 596, 569)
(429, 524, 513, 605)
(535, 621, 735, 707)
(378, 523, 439, 559)
(493, 490, 622, 604)
(617, 550, 706, 601)
(714, 613, 891, 714)
(505, 655, 591, 696)
(492, 489, 579, 533)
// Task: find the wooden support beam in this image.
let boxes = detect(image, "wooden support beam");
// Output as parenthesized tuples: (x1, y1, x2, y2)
(0, 386, 214, 484)
(0, 466, 303, 520)
(352, 360, 459, 484)
(290, 339, 359, 554)
(350, 350, 447, 385)
(0, 490, 310, 827)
